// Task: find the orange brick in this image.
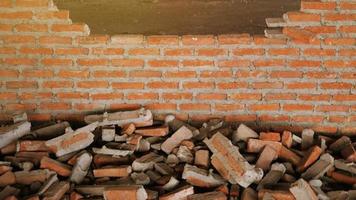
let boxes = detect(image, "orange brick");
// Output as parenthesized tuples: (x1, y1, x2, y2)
(253, 59, 285, 67)
(55, 48, 88, 55)
(303, 48, 335, 56)
(0, 70, 19, 77)
(304, 71, 337, 79)
(93, 166, 132, 177)
(147, 81, 178, 89)
(127, 93, 158, 100)
(180, 103, 210, 111)
(41, 58, 72, 66)
(4, 58, 37, 66)
(316, 105, 349, 112)
(252, 82, 283, 89)
(324, 38, 355, 46)
(253, 36, 287, 45)
(51, 23, 87, 32)
(183, 82, 214, 89)
(15, 24, 47, 32)
(92, 70, 126, 78)
(320, 82, 352, 90)
(298, 146, 322, 172)
(164, 71, 196, 78)
(197, 48, 226, 56)
(4, 103, 37, 111)
(58, 70, 89, 78)
(20, 47, 52, 55)
(112, 82, 144, 89)
(286, 82, 316, 89)
(0, 0, 11, 7)
(39, 36, 72, 45)
(333, 94, 356, 101)
(286, 11, 321, 22)
(265, 93, 296, 100)
(299, 94, 330, 101)
(215, 103, 244, 111)
(112, 59, 144, 67)
(35, 10, 69, 20)
(236, 70, 267, 78)
(111, 34, 144, 45)
(233, 48, 264, 56)
(218, 34, 251, 45)
(259, 115, 289, 122)
(281, 131, 293, 148)
(128, 48, 160, 55)
(216, 82, 248, 89)
(196, 93, 226, 100)
(6, 81, 37, 89)
(259, 132, 281, 142)
(283, 104, 314, 111)
(248, 104, 280, 111)
(164, 48, 193, 56)
(77, 59, 108, 66)
(289, 60, 321, 68)
(291, 115, 324, 123)
(218, 59, 250, 68)
(40, 156, 71, 177)
(230, 93, 261, 100)
(104, 185, 147, 200)
(301, 1, 336, 10)
(129, 70, 161, 78)
(0, 47, 16, 54)
(162, 93, 193, 100)
(0, 92, 17, 100)
(145, 103, 177, 111)
(40, 103, 71, 110)
(182, 35, 215, 45)
(57, 92, 88, 99)
(0, 11, 33, 19)
(42, 81, 73, 88)
(91, 93, 123, 100)
(270, 71, 302, 78)
(77, 81, 108, 88)
(340, 2, 356, 10)
(268, 48, 299, 56)
(147, 35, 179, 45)
(15, 0, 49, 7)
(22, 70, 53, 78)
(148, 60, 179, 67)
(77, 35, 109, 45)
(182, 60, 214, 67)
(324, 14, 356, 22)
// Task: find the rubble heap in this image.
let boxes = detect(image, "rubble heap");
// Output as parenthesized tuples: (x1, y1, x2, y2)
(0, 109, 355, 200)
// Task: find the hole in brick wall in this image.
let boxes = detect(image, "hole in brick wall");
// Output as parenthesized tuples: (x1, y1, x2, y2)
(54, 0, 300, 35)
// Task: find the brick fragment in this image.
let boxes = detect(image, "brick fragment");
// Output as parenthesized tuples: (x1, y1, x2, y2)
(278, 146, 301, 166)
(182, 164, 225, 188)
(281, 131, 293, 148)
(135, 125, 169, 137)
(290, 179, 318, 200)
(159, 185, 194, 200)
(341, 143, 356, 162)
(241, 188, 257, 200)
(15, 169, 52, 185)
(255, 145, 278, 172)
(188, 191, 226, 200)
(0, 171, 15, 187)
(194, 150, 210, 168)
(161, 126, 193, 154)
(301, 153, 334, 180)
(259, 132, 281, 142)
(42, 181, 70, 200)
(297, 146, 322, 172)
(40, 156, 71, 177)
(17, 140, 49, 152)
(132, 152, 164, 172)
(93, 165, 132, 177)
(301, 129, 314, 150)
(204, 133, 263, 187)
(257, 163, 286, 191)
(329, 136, 351, 152)
(246, 139, 282, 153)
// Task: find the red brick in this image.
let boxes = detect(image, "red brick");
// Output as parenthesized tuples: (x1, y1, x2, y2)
(20, 47, 52, 55)
(3, 35, 35, 44)
(40, 103, 71, 110)
(324, 14, 356, 22)
(218, 34, 251, 45)
(218, 60, 250, 68)
(41, 58, 72, 66)
(0, 0, 11, 7)
(91, 93, 123, 100)
(197, 48, 226, 56)
(42, 81, 73, 88)
(268, 48, 299, 56)
(183, 82, 214, 89)
(216, 82, 248, 89)
(253, 36, 287, 45)
(0, 70, 19, 77)
(225, 114, 257, 122)
(40, 156, 71, 177)
(22, 70, 53, 78)
(339, 49, 356, 56)
(128, 48, 160, 55)
(180, 103, 210, 111)
(112, 59, 144, 67)
(111, 34, 144, 45)
(55, 48, 89, 55)
(4, 103, 37, 111)
(233, 48, 264, 56)
(248, 104, 280, 111)
(320, 82, 352, 90)
(289, 60, 321, 68)
(6, 81, 37, 89)
(231, 93, 261, 100)
(77, 81, 108, 88)
(286, 82, 316, 89)
(260, 132, 281, 142)
(92, 48, 124, 55)
(164, 71, 196, 78)
(51, 23, 87, 32)
(147, 81, 178, 89)
(196, 93, 226, 100)
(4, 58, 37, 66)
(299, 94, 330, 101)
(0, 92, 17, 100)
(57, 92, 88, 99)
(270, 71, 303, 78)
(252, 81, 283, 89)
(182, 60, 214, 67)
(215, 103, 244, 111)
(301, 1, 336, 10)
(304, 71, 337, 79)
(58, 70, 89, 78)
(77, 59, 108, 66)
(77, 35, 109, 45)
(39, 36, 72, 45)
(265, 93, 296, 100)
(145, 103, 177, 111)
(259, 115, 289, 122)
(130, 70, 161, 78)
(20, 92, 52, 100)
(35, 11, 69, 20)
(298, 146, 322, 172)
(324, 38, 355, 46)
(291, 115, 324, 123)
(0, 11, 33, 19)
(15, 0, 49, 7)
(93, 70, 126, 78)
(283, 104, 314, 111)
(253, 59, 285, 67)
(74, 103, 103, 111)
(164, 48, 193, 56)
(285, 11, 321, 22)
(147, 35, 179, 45)
(340, 2, 356, 10)
(127, 93, 158, 100)
(182, 35, 215, 45)
(236, 70, 267, 78)
(162, 93, 193, 100)
(333, 94, 356, 101)
(112, 82, 144, 89)
(94, 166, 132, 177)
(316, 105, 349, 112)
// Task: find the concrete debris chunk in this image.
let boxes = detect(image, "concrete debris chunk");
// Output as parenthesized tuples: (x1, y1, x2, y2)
(177, 145, 194, 163)
(102, 126, 116, 142)
(204, 132, 263, 188)
(182, 164, 225, 188)
(161, 126, 193, 154)
(70, 152, 92, 184)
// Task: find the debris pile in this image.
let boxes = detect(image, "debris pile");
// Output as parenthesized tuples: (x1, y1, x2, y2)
(0, 109, 355, 200)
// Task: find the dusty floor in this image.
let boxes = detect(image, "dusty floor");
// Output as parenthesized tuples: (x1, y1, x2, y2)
(54, 0, 299, 35)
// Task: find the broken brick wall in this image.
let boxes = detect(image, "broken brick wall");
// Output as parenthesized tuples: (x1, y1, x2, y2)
(0, 0, 355, 134)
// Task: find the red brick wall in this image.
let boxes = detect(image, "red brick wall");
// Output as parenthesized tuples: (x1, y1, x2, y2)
(0, 0, 355, 134)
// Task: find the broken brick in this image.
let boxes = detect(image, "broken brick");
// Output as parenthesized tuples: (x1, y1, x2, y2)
(188, 191, 226, 200)
(93, 165, 132, 177)
(281, 131, 293, 148)
(161, 126, 193, 154)
(40, 156, 72, 177)
(259, 132, 281, 142)
(194, 150, 210, 168)
(135, 125, 169, 137)
(297, 146, 322, 172)
(255, 145, 278, 172)
(182, 164, 225, 188)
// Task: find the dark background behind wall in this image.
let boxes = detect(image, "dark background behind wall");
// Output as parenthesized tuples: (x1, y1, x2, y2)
(54, 0, 300, 35)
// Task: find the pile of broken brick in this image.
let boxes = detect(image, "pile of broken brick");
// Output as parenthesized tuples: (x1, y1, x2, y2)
(0, 108, 355, 200)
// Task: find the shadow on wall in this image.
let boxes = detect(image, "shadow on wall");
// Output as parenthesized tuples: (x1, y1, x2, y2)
(54, 0, 300, 35)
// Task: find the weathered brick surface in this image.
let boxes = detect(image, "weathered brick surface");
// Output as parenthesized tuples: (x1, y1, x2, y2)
(0, 0, 355, 134)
